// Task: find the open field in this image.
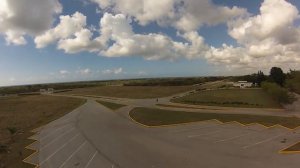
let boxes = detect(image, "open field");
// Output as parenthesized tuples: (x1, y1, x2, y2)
(0, 77, 223, 95)
(97, 100, 126, 110)
(64, 85, 197, 99)
(129, 107, 300, 128)
(172, 89, 281, 108)
(0, 95, 84, 168)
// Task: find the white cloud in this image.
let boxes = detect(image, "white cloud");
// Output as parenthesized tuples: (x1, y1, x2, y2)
(37, 12, 209, 60)
(4, 31, 27, 45)
(91, 0, 247, 31)
(99, 13, 208, 60)
(59, 70, 70, 75)
(9, 77, 16, 82)
(173, 0, 247, 32)
(137, 71, 147, 76)
(78, 68, 92, 75)
(1, 0, 299, 74)
(0, 0, 62, 45)
(57, 29, 95, 53)
(228, 0, 299, 45)
(102, 67, 123, 74)
(35, 12, 106, 53)
(204, 0, 300, 71)
(35, 12, 87, 48)
(91, 0, 176, 26)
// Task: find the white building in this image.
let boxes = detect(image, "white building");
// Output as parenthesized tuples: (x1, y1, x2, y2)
(48, 88, 54, 94)
(233, 81, 253, 88)
(40, 88, 54, 94)
(40, 89, 47, 94)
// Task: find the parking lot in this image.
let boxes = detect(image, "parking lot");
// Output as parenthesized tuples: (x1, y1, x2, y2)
(24, 100, 300, 168)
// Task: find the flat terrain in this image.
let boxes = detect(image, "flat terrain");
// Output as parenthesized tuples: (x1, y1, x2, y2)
(25, 100, 300, 168)
(130, 107, 300, 128)
(96, 100, 126, 110)
(64, 85, 196, 99)
(0, 95, 84, 168)
(172, 89, 281, 108)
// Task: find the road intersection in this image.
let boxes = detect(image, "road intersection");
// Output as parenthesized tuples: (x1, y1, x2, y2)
(24, 93, 300, 168)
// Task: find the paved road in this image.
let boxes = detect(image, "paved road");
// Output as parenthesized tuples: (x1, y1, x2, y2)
(56, 92, 296, 118)
(25, 99, 300, 168)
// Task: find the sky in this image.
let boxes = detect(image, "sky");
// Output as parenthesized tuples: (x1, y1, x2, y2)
(0, 0, 300, 86)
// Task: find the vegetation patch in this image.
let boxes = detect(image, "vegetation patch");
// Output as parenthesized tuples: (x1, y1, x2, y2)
(156, 104, 221, 110)
(262, 82, 296, 104)
(64, 86, 197, 99)
(172, 89, 281, 108)
(97, 100, 126, 110)
(286, 70, 300, 94)
(130, 107, 300, 128)
(123, 77, 224, 86)
(281, 142, 300, 153)
(0, 95, 84, 168)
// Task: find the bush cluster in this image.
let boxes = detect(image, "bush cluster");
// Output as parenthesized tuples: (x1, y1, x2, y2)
(181, 100, 262, 107)
(261, 82, 295, 104)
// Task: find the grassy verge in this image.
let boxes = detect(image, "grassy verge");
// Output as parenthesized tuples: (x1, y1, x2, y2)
(172, 89, 281, 108)
(97, 100, 126, 110)
(129, 107, 300, 128)
(64, 85, 196, 99)
(0, 95, 85, 168)
(282, 142, 300, 152)
(156, 104, 221, 110)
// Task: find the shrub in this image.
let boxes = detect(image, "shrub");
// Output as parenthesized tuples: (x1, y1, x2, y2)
(0, 144, 9, 153)
(7, 127, 17, 135)
(261, 82, 296, 104)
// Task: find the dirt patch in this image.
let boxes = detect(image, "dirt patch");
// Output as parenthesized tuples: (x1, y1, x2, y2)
(0, 95, 84, 168)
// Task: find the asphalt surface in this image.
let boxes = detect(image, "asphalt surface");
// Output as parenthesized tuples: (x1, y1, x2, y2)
(24, 98, 300, 168)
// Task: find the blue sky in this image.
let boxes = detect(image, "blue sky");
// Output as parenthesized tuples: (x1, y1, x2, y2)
(0, 0, 300, 86)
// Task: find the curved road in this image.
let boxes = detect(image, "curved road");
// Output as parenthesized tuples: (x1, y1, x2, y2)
(24, 95, 300, 168)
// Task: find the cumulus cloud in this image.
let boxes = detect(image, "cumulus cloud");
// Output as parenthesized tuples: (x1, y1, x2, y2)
(37, 12, 209, 60)
(102, 67, 123, 75)
(206, 0, 300, 71)
(35, 12, 106, 53)
(59, 70, 70, 75)
(0, 0, 62, 45)
(99, 13, 208, 60)
(173, 0, 247, 31)
(91, 0, 176, 26)
(91, 0, 247, 32)
(228, 0, 299, 45)
(78, 68, 92, 75)
(2, 0, 300, 73)
(35, 12, 87, 48)
(137, 71, 147, 76)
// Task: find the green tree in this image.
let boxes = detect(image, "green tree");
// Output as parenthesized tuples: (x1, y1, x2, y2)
(270, 67, 285, 86)
(256, 70, 266, 86)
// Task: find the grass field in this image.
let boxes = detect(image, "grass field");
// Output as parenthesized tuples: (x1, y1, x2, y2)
(130, 107, 300, 128)
(172, 89, 281, 108)
(97, 100, 126, 110)
(282, 142, 300, 153)
(64, 85, 196, 99)
(0, 95, 84, 168)
(156, 104, 221, 110)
